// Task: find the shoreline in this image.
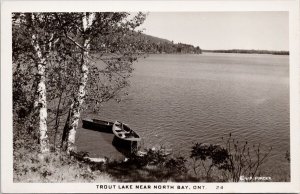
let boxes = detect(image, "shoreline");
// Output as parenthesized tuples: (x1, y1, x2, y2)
(202, 49, 289, 55)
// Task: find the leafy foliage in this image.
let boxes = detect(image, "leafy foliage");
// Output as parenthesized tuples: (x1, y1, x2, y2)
(190, 134, 273, 182)
(190, 143, 230, 180)
(102, 148, 190, 182)
(13, 12, 150, 152)
(285, 150, 290, 163)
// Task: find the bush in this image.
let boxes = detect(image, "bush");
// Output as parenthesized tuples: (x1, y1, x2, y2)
(190, 134, 273, 182)
(190, 143, 230, 181)
(101, 148, 190, 182)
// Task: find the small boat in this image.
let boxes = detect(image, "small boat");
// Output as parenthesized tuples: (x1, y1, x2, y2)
(82, 118, 113, 133)
(112, 121, 141, 141)
(112, 121, 141, 154)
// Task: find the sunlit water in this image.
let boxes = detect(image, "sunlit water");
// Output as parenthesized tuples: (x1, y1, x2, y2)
(77, 53, 290, 180)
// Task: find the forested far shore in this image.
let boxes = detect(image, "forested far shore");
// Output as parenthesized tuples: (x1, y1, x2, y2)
(132, 32, 202, 54)
(203, 49, 289, 55)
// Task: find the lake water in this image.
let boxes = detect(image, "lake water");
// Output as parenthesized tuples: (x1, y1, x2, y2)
(77, 53, 290, 180)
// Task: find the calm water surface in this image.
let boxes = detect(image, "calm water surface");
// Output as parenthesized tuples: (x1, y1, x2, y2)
(77, 53, 289, 180)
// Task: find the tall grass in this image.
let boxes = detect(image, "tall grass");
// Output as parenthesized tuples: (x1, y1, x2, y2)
(13, 148, 113, 182)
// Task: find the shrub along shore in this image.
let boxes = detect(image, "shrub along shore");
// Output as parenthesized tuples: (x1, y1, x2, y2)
(14, 128, 289, 182)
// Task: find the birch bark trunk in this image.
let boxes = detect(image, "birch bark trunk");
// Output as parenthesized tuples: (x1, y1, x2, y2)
(31, 30, 50, 154)
(66, 13, 95, 153)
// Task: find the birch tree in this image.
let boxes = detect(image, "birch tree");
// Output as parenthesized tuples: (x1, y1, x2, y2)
(30, 20, 49, 153)
(27, 13, 60, 153)
(66, 13, 96, 152)
(13, 13, 59, 153)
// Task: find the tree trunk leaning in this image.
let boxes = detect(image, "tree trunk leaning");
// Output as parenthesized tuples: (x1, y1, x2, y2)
(66, 13, 95, 153)
(67, 51, 89, 153)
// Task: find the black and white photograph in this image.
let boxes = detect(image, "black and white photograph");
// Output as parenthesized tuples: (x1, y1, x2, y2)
(1, 0, 300, 193)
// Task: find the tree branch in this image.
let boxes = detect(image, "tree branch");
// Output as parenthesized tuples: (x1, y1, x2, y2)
(54, 13, 87, 51)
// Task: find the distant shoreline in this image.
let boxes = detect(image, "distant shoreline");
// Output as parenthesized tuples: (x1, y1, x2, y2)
(202, 49, 289, 55)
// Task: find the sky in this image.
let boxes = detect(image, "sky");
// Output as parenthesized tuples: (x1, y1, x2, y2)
(138, 12, 289, 51)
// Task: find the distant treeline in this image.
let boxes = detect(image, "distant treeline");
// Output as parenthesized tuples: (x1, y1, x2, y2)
(203, 49, 289, 55)
(147, 42, 202, 54)
(136, 33, 202, 54)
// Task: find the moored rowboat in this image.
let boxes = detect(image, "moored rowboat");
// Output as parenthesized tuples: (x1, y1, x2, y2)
(82, 118, 113, 133)
(112, 121, 141, 141)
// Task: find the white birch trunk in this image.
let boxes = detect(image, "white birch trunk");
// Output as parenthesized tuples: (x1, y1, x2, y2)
(67, 13, 95, 153)
(31, 32, 50, 154)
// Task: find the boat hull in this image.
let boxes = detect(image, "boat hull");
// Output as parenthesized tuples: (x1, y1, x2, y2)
(112, 136, 138, 155)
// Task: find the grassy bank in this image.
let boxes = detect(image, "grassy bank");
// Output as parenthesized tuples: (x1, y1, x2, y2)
(14, 142, 289, 182)
(13, 146, 195, 182)
(13, 148, 113, 182)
